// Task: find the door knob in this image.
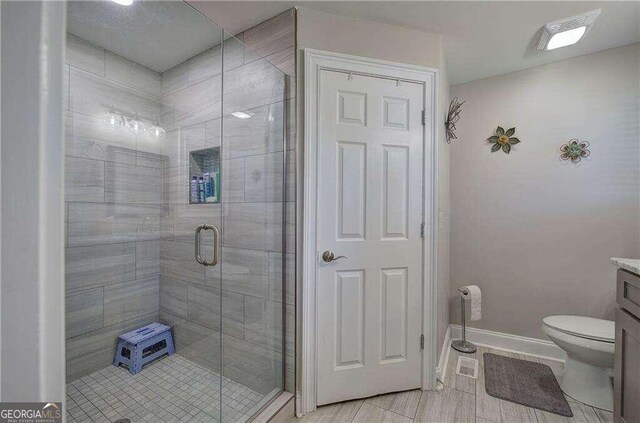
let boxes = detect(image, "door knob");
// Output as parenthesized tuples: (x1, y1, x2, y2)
(322, 250, 347, 263)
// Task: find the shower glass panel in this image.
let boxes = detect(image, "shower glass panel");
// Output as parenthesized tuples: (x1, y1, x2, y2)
(219, 31, 287, 419)
(62, 2, 286, 422)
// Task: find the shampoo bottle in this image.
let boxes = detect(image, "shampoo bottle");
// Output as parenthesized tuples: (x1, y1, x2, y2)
(190, 176, 199, 203)
(198, 177, 205, 203)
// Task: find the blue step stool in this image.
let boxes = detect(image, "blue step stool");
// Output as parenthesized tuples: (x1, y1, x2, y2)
(113, 322, 175, 375)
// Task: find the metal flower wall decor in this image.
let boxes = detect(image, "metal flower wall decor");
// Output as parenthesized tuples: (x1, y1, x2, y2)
(560, 139, 590, 163)
(445, 97, 464, 143)
(487, 126, 520, 154)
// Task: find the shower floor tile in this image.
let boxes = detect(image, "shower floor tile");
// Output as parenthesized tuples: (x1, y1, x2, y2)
(66, 354, 266, 423)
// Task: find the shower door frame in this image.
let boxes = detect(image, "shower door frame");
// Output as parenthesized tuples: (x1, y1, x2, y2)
(300, 48, 439, 416)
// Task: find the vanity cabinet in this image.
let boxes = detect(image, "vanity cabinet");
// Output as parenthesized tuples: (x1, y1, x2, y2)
(614, 269, 640, 423)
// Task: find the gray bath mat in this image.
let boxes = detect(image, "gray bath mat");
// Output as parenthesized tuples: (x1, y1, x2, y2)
(484, 353, 573, 417)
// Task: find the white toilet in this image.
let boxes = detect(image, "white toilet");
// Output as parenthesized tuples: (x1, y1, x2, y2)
(542, 315, 615, 412)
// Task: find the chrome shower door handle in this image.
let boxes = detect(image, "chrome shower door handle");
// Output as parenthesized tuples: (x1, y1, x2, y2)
(195, 223, 220, 266)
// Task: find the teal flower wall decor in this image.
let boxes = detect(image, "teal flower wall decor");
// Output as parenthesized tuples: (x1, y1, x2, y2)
(487, 126, 520, 154)
(560, 139, 590, 163)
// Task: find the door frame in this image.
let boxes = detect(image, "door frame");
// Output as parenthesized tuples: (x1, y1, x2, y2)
(300, 48, 439, 415)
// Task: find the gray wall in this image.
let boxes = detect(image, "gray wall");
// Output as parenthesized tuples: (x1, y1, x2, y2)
(450, 43, 640, 339)
(158, 9, 296, 395)
(64, 33, 164, 381)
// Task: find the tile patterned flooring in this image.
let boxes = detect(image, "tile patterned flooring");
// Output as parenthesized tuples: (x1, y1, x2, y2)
(291, 346, 614, 423)
(66, 353, 269, 423)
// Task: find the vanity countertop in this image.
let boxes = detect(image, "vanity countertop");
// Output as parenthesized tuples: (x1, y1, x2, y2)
(612, 258, 640, 275)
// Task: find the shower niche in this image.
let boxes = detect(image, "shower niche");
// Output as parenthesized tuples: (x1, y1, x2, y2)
(189, 147, 220, 204)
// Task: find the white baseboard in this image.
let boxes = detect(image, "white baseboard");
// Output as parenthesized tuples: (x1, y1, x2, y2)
(435, 325, 452, 384)
(450, 325, 566, 363)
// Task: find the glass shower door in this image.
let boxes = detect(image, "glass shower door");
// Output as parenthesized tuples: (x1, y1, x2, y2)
(219, 31, 288, 421)
(155, 3, 226, 421)
(63, 1, 226, 422)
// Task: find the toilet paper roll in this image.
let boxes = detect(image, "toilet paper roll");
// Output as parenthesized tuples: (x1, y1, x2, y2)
(459, 285, 481, 321)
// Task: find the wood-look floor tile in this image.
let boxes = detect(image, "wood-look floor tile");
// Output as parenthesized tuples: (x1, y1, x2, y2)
(535, 398, 601, 422)
(476, 418, 497, 423)
(295, 400, 363, 423)
(363, 389, 421, 419)
(414, 386, 474, 423)
(497, 397, 538, 423)
(443, 348, 477, 394)
(593, 407, 614, 423)
(352, 403, 412, 423)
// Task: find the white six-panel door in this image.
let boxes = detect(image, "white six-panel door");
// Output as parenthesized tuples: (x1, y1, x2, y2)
(316, 70, 424, 405)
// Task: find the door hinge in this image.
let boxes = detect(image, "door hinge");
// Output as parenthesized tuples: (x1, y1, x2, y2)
(420, 334, 424, 350)
(421, 110, 426, 126)
(420, 222, 425, 238)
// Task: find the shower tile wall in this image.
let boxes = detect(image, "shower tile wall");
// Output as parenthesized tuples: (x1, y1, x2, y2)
(158, 9, 296, 395)
(64, 33, 165, 381)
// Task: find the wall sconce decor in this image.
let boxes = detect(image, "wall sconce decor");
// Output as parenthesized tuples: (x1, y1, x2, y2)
(560, 139, 590, 163)
(104, 109, 165, 140)
(487, 126, 520, 154)
(445, 97, 464, 143)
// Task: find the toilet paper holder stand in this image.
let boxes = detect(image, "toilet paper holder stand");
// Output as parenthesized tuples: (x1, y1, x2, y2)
(452, 288, 477, 354)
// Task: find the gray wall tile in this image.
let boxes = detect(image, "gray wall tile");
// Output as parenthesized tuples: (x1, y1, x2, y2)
(268, 252, 294, 305)
(66, 33, 105, 76)
(222, 334, 282, 394)
(187, 45, 222, 85)
(223, 36, 245, 72)
(205, 118, 221, 148)
(105, 51, 161, 97)
(187, 284, 220, 330)
(103, 276, 160, 326)
(68, 112, 137, 163)
(159, 312, 221, 373)
(220, 247, 269, 298)
(244, 152, 284, 203)
(66, 287, 104, 338)
(242, 10, 294, 59)
(223, 59, 285, 116)
(264, 47, 295, 76)
(223, 101, 284, 160)
(65, 156, 105, 202)
(222, 158, 244, 203)
(66, 323, 121, 381)
(221, 204, 262, 245)
(160, 276, 188, 319)
(67, 203, 161, 246)
(222, 290, 245, 339)
(66, 243, 136, 291)
(171, 204, 222, 243)
(69, 67, 162, 121)
(161, 62, 189, 97)
(105, 161, 162, 204)
(136, 240, 160, 278)
(172, 76, 222, 128)
(160, 240, 205, 285)
(244, 297, 281, 351)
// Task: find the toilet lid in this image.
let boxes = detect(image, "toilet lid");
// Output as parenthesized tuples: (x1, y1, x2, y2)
(543, 315, 615, 343)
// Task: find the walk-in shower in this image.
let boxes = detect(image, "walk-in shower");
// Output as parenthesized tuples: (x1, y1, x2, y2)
(63, 2, 289, 421)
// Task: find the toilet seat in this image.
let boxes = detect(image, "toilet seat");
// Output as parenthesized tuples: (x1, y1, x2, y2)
(542, 315, 614, 343)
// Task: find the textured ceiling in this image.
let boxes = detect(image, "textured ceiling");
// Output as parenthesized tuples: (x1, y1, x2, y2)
(191, 1, 640, 84)
(67, 1, 224, 73)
